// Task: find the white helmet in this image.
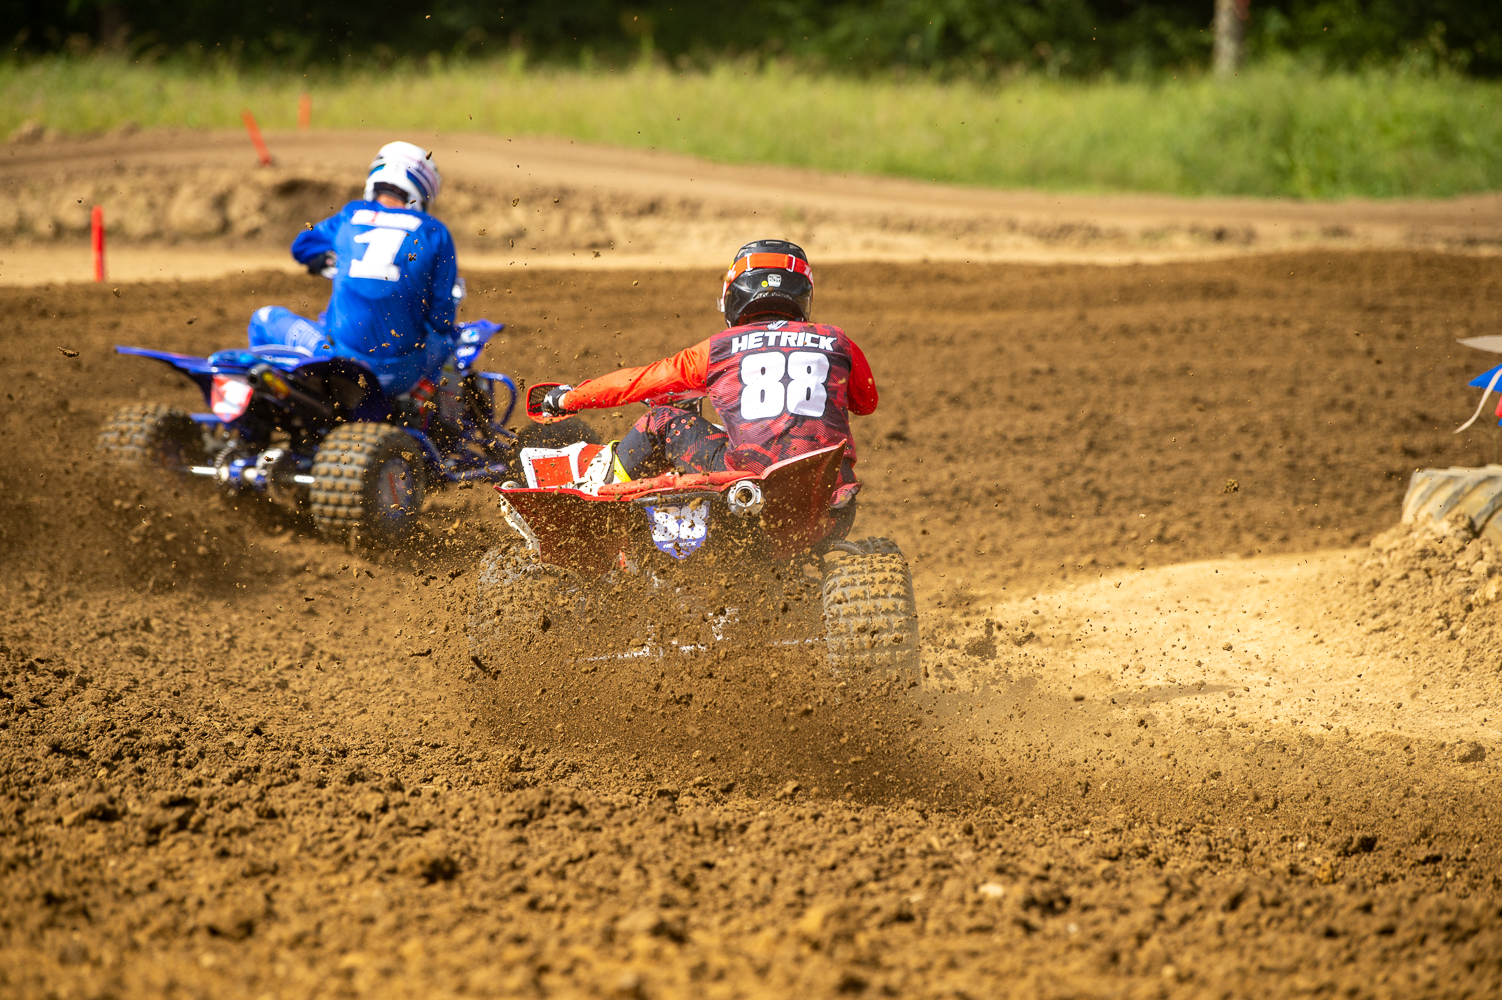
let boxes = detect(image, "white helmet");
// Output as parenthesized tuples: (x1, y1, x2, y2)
(363, 141, 441, 210)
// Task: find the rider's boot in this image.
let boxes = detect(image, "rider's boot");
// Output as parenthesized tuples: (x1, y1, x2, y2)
(577, 441, 631, 492)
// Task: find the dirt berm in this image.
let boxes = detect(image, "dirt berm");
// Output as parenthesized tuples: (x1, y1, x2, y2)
(3, 128, 1500, 285)
(4, 249, 1502, 998)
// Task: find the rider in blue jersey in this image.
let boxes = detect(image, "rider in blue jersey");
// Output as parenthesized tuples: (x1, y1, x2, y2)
(247, 141, 461, 397)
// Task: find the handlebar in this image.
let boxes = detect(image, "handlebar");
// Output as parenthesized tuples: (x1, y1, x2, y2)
(524, 382, 575, 424)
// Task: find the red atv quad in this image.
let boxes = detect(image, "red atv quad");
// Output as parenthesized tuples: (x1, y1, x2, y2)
(466, 385, 920, 676)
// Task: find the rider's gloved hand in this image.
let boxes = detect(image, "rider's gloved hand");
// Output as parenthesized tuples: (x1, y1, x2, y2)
(541, 385, 575, 418)
(305, 252, 337, 279)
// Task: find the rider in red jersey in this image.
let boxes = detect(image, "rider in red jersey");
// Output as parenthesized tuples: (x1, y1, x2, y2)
(542, 240, 878, 525)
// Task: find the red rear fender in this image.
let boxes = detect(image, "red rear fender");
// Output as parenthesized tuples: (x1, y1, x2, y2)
(756, 442, 845, 560)
(494, 441, 848, 573)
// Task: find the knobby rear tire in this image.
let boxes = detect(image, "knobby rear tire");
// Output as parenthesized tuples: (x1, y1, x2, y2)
(97, 404, 208, 473)
(309, 422, 427, 542)
(1402, 465, 1502, 547)
(822, 536, 920, 678)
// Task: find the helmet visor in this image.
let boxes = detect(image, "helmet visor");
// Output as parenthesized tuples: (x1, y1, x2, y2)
(718, 252, 813, 316)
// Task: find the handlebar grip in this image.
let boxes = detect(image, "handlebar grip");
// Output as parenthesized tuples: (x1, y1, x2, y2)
(524, 382, 570, 424)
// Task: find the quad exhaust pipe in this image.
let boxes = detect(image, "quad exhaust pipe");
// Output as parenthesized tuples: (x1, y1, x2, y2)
(726, 480, 764, 518)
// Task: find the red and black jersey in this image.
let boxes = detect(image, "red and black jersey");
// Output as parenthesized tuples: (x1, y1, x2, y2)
(704, 321, 871, 478)
(562, 320, 878, 485)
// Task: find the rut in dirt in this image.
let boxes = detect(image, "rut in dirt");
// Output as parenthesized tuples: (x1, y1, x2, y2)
(6, 250, 1502, 999)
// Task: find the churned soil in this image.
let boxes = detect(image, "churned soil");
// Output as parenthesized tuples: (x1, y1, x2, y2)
(4, 249, 1502, 998)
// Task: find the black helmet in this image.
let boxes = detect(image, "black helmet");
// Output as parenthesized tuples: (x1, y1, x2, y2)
(718, 239, 813, 327)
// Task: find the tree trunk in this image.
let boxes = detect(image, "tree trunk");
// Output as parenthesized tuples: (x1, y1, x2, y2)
(1214, 0, 1248, 77)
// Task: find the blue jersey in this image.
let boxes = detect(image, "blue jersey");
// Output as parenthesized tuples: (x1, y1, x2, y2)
(291, 200, 458, 394)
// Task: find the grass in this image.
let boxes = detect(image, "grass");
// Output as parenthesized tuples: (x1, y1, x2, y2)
(3, 55, 1500, 200)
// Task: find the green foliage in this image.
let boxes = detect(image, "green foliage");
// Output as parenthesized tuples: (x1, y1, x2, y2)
(7, 1, 1502, 78)
(1248, 1, 1502, 76)
(5, 57, 1499, 200)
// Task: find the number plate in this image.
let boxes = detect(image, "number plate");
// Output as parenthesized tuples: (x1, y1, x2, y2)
(644, 502, 710, 559)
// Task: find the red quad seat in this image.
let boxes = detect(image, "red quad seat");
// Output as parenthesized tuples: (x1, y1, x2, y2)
(596, 468, 752, 500)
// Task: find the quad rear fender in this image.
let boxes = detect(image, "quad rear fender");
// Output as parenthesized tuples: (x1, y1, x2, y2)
(114, 345, 216, 401)
(757, 441, 846, 560)
(285, 357, 391, 424)
(496, 441, 848, 574)
(116, 345, 393, 427)
(121, 330, 517, 447)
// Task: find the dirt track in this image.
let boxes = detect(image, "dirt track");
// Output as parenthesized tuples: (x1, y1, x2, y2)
(5, 250, 1502, 997)
(4, 128, 1501, 286)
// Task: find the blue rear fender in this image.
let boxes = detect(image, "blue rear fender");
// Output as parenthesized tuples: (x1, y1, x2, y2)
(114, 346, 216, 402)
(283, 357, 391, 424)
(116, 344, 392, 426)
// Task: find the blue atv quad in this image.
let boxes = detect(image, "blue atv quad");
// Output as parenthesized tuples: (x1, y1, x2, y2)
(97, 319, 598, 543)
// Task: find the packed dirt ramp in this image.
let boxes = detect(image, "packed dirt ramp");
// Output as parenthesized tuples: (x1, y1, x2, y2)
(4, 249, 1502, 997)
